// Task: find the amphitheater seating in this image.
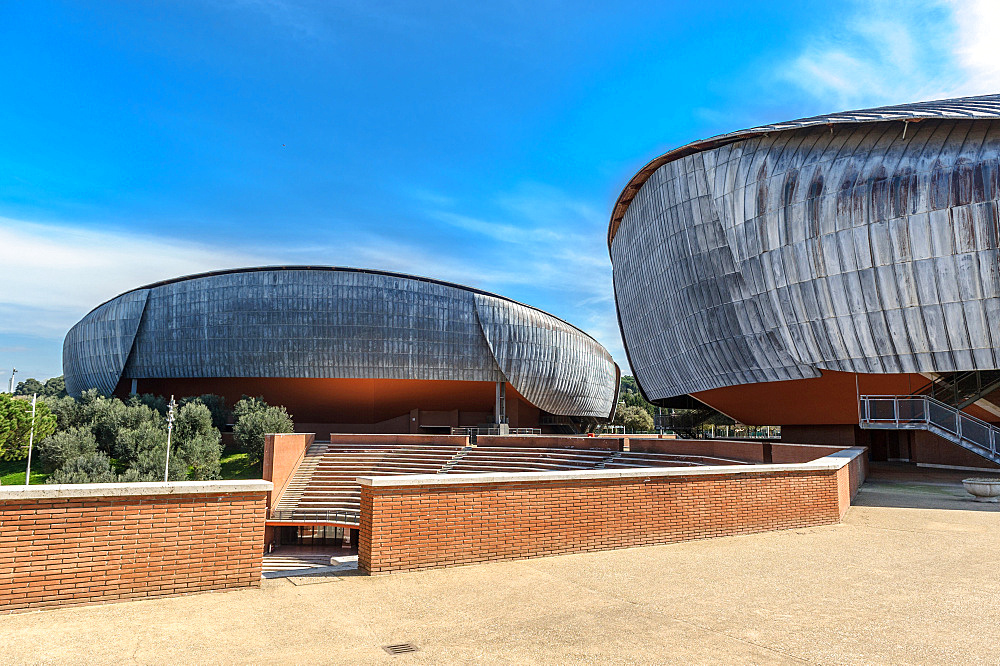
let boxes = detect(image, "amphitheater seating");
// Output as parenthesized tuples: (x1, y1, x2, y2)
(270, 442, 752, 525)
(271, 441, 466, 524)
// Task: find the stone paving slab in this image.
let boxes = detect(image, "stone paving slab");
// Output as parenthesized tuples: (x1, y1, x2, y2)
(2, 473, 998, 664)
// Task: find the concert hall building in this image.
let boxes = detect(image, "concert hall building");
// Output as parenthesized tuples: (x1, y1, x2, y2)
(610, 94, 1000, 468)
(63, 267, 619, 435)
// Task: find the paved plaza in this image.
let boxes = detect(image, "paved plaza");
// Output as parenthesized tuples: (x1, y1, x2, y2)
(3, 465, 998, 665)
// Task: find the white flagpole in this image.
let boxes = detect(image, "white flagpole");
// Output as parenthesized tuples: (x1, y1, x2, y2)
(25, 393, 36, 485)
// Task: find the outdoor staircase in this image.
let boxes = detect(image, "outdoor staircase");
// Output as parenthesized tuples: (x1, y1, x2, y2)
(437, 446, 472, 473)
(916, 370, 1000, 411)
(859, 394, 1000, 466)
(271, 440, 325, 509)
(269, 442, 754, 525)
(594, 451, 622, 469)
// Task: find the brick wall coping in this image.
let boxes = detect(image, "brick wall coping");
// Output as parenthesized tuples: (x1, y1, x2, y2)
(0, 480, 273, 501)
(357, 448, 867, 487)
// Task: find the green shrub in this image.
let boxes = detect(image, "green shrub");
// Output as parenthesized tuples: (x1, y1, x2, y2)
(181, 394, 230, 431)
(36, 426, 98, 473)
(47, 452, 119, 484)
(174, 402, 222, 480)
(232, 398, 293, 464)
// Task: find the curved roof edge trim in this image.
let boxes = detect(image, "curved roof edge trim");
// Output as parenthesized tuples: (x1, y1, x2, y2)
(85, 265, 604, 347)
(606, 92, 1000, 252)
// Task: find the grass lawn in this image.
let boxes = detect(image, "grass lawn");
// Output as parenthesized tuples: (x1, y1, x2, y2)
(0, 457, 48, 485)
(1, 452, 258, 484)
(219, 451, 262, 480)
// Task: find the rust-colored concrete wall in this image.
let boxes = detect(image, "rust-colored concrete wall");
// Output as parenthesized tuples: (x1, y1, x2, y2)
(781, 424, 861, 447)
(0, 483, 269, 613)
(474, 436, 624, 451)
(358, 450, 867, 574)
(263, 433, 314, 510)
(130, 377, 542, 428)
(693, 370, 928, 425)
(627, 439, 767, 462)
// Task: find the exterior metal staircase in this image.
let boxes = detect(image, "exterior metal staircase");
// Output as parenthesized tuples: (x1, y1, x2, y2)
(859, 394, 1000, 465)
(916, 370, 1000, 410)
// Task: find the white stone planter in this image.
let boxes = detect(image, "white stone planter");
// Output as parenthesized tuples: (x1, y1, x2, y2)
(962, 478, 1000, 502)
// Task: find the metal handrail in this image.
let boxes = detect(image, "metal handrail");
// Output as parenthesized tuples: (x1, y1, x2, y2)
(859, 393, 999, 458)
(269, 508, 360, 525)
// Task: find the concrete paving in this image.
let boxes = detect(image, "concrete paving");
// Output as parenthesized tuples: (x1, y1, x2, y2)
(2, 466, 998, 664)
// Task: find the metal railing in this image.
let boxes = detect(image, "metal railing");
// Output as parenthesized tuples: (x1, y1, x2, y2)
(859, 394, 1000, 463)
(450, 427, 541, 436)
(914, 370, 1000, 409)
(269, 508, 361, 525)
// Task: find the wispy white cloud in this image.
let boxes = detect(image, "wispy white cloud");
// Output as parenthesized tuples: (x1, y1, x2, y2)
(416, 184, 626, 367)
(0, 219, 271, 338)
(777, 0, 1000, 109)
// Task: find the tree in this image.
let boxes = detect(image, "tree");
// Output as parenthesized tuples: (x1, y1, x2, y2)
(40, 395, 83, 430)
(233, 397, 293, 464)
(180, 394, 230, 431)
(82, 397, 162, 462)
(36, 427, 99, 473)
(173, 402, 222, 480)
(619, 375, 656, 419)
(14, 376, 68, 398)
(128, 393, 167, 416)
(13, 378, 43, 397)
(613, 403, 654, 433)
(0, 394, 57, 460)
(46, 452, 119, 484)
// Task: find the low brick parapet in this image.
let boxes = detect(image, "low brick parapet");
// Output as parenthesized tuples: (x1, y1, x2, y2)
(358, 449, 867, 574)
(0, 480, 272, 613)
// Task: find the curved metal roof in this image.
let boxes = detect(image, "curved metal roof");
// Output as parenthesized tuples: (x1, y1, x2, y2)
(64, 266, 619, 419)
(607, 93, 1000, 249)
(86, 265, 601, 345)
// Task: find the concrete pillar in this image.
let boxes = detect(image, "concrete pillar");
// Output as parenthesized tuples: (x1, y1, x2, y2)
(495, 381, 507, 425)
(130, 378, 138, 395)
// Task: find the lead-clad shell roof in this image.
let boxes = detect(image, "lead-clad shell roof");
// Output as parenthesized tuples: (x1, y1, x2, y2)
(63, 267, 619, 419)
(610, 94, 1000, 401)
(609, 93, 1000, 248)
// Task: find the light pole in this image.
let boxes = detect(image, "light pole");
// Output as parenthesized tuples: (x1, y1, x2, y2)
(7, 368, 16, 394)
(25, 394, 36, 485)
(163, 395, 176, 483)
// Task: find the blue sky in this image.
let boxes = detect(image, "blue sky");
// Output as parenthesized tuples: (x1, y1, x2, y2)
(1, 0, 997, 382)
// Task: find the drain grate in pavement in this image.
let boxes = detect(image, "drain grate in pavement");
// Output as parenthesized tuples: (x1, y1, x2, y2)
(382, 643, 419, 655)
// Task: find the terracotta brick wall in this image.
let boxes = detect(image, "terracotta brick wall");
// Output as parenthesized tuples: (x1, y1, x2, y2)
(359, 450, 866, 574)
(0, 482, 270, 613)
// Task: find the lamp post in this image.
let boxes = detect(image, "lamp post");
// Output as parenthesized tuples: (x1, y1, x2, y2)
(163, 395, 176, 483)
(24, 393, 36, 485)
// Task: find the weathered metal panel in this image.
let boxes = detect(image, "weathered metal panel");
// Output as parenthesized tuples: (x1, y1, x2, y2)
(62, 268, 618, 419)
(613, 106, 1000, 401)
(473, 294, 618, 418)
(62, 290, 149, 395)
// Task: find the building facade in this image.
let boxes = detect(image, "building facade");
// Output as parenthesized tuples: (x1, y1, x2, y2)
(64, 267, 619, 434)
(610, 94, 1000, 465)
